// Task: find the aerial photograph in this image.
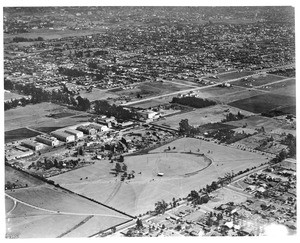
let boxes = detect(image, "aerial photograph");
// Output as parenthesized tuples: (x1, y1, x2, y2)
(3, 4, 296, 238)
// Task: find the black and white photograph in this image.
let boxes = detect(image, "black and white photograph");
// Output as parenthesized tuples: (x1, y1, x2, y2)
(2, 1, 297, 239)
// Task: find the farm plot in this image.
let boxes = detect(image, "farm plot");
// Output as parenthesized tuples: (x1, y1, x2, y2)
(5, 128, 41, 143)
(228, 93, 296, 114)
(231, 74, 286, 88)
(154, 104, 255, 130)
(5, 102, 89, 132)
(50, 138, 269, 216)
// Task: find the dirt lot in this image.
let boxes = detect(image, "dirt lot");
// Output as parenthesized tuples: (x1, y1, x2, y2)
(5, 102, 90, 132)
(50, 138, 269, 216)
(154, 104, 255, 130)
(205, 71, 255, 82)
(228, 93, 296, 114)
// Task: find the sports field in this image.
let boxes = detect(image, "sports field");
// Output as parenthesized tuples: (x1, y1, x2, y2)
(50, 138, 270, 216)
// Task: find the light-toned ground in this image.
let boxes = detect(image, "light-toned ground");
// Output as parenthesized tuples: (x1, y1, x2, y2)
(4, 91, 27, 101)
(154, 104, 255, 130)
(260, 79, 296, 97)
(50, 138, 270, 216)
(77, 88, 119, 101)
(5, 102, 90, 132)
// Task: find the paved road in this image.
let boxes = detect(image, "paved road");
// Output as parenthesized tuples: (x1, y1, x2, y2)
(121, 64, 295, 106)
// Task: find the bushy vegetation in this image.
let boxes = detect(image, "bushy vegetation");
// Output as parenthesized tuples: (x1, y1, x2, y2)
(171, 96, 216, 108)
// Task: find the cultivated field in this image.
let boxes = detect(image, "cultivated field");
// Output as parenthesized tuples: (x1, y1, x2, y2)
(50, 138, 270, 216)
(5, 102, 90, 132)
(228, 93, 296, 114)
(154, 104, 255, 130)
(5, 128, 41, 143)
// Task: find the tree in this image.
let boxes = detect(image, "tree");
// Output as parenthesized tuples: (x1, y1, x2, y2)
(155, 200, 168, 214)
(122, 163, 127, 172)
(179, 119, 192, 135)
(115, 163, 121, 172)
(136, 218, 143, 229)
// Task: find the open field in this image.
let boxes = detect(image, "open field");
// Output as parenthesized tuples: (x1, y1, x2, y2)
(225, 115, 296, 134)
(228, 93, 296, 114)
(5, 166, 45, 188)
(4, 91, 27, 101)
(5, 102, 90, 132)
(111, 81, 190, 100)
(129, 97, 172, 109)
(77, 88, 119, 101)
(205, 71, 255, 82)
(5, 128, 41, 143)
(231, 74, 286, 87)
(50, 138, 270, 216)
(153, 104, 255, 130)
(259, 79, 296, 97)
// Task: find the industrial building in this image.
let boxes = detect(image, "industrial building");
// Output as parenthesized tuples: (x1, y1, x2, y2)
(36, 135, 59, 147)
(51, 130, 75, 143)
(77, 125, 97, 135)
(64, 129, 84, 139)
(21, 140, 43, 151)
(137, 110, 159, 120)
(90, 123, 109, 132)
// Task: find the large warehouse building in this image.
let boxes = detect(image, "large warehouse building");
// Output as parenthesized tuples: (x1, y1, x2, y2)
(64, 129, 84, 140)
(36, 135, 59, 147)
(50, 131, 75, 143)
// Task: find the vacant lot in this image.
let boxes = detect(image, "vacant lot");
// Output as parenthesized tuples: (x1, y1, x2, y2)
(129, 97, 171, 109)
(5, 128, 41, 143)
(231, 74, 286, 87)
(50, 138, 269, 216)
(5, 102, 90, 132)
(154, 104, 255, 130)
(228, 93, 296, 114)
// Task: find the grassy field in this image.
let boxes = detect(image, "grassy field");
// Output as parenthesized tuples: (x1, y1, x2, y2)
(154, 104, 255, 130)
(129, 97, 171, 109)
(5, 166, 45, 188)
(50, 138, 270, 216)
(228, 93, 296, 114)
(5, 102, 90, 132)
(225, 115, 296, 133)
(231, 74, 286, 87)
(5, 128, 41, 143)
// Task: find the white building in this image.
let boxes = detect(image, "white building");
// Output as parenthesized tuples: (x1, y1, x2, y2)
(64, 129, 84, 139)
(36, 135, 59, 147)
(51, 131, 75, 143)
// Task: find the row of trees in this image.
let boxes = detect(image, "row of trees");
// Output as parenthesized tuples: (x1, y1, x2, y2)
(4, 79, 91, 111)
(221, 111, 245, 122)
(94, 100, 136, 120)
(171, 96, 216, 108)
(12, 36, 44, 43)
